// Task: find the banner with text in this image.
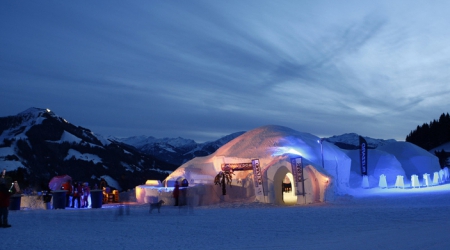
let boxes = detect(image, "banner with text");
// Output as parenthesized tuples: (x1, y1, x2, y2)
(290, 157, 305, 196)
(359, 136, 368, 176)
(221, 163, 253, 172)
(251, 159, 264, 196)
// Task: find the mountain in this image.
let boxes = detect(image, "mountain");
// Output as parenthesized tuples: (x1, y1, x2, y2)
(114, 131, 245, 166)
(0, 108, 177, 191)
(324, 133, 397, 149)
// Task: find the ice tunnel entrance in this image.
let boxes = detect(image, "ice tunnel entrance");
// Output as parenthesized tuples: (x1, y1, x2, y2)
(282, 173, 297, 205)
(273, 166, 297, 205)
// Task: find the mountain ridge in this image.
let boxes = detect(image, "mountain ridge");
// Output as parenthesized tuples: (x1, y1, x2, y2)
(0, 107, 176, 191)
(3, 107, 447, 191)
(113, 131, 245, 165)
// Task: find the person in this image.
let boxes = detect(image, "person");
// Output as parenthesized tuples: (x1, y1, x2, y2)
(81, 182, 90, 208)
(99, 178, 108, 190)
(173, 181, 180, 206)
(71, 182, 82, 208)
(0, 176, 12, 228)
(61, 180, 72, 207)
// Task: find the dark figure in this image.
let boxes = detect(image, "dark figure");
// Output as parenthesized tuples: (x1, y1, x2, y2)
(173, 181, 180, 206)
(99, 178, 108, 190)
(71, 182, 82, 208)
(0, 179, 12, 228)
(81, 182, 90, 208)
(61, 180, 72, 207)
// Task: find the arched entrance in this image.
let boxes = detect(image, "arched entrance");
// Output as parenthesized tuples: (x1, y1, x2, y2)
(273, 166, 298, 205)
(282, 173, 297, 204)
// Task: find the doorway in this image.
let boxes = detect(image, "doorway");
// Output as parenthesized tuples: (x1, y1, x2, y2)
(273, 166, 298, 205)
(282, 173, 297, 205)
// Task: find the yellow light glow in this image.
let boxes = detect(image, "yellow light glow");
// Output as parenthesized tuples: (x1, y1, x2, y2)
(145, 180, 161, 186)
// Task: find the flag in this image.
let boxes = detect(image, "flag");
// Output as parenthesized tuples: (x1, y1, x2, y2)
(251, 159, 264, 196)
(359, 136, 368, 176)
(290, 157, 305, 196)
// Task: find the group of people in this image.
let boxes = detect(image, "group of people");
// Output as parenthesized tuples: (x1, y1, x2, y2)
(62, 180, 90, 208)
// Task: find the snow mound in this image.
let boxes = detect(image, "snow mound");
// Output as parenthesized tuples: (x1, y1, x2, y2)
(345, 149, 405, 188)
(378, 141, 440, 178)
(215, 125, 320, 160)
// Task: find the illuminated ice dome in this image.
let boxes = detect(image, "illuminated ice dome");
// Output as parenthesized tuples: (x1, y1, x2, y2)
(161, 125, 442, 206)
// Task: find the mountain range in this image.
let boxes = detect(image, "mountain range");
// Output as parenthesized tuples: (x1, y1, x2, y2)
(3, 107, 446, 191)
(324, 133, 397, 149)
(112, 131, 245, 166)
(0, 108, 177, 191)
(0, 108, 243, 191)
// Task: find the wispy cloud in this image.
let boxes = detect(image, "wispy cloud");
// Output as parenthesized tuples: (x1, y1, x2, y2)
(1, 0, 450, 142)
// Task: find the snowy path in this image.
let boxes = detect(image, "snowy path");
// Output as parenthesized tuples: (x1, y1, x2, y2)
(3, 188, 450, 250)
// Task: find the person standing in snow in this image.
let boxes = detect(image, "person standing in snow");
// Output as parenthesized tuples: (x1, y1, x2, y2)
(71, 182, 82, 208)
(0, 177, 12, 228)
(61, 180, 72, 207)
(173, 181, 180, 206)
(81, 182, 90, 208)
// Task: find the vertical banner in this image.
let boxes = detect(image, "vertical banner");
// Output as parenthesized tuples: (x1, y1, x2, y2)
(290, 157, 305, 196)
(359, 136, 368, 176)
(251, 159, 264, 196)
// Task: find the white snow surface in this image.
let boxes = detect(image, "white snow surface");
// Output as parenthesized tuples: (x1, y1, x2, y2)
(64, 149, 102, 164)
(0, 147, 25, 171)
(100, 175, 121, 191)
(3, 184, 450, 249)
(56, 131, 82, 144)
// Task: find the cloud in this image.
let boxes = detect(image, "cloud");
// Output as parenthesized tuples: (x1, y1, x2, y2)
(2, 0, 450, 142)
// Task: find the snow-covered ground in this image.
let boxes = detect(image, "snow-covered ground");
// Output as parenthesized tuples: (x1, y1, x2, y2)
(3, 184, 450, 250)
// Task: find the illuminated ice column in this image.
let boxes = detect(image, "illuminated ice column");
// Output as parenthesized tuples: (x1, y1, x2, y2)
(423, 173, 431, 187)
(444, 167, 449, 182)
(439, 170, 445, 184)
(432, 172, 440, 185)
(361, 175, 370, 188)
(411, 175, 420, 188)
(378, 174, 387, 189)
(395, 175, 404, 189)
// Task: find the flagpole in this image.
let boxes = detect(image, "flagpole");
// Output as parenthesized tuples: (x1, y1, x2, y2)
(319, 138, 325, 168)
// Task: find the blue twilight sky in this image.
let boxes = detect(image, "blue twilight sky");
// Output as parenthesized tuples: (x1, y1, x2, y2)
(1, 0, 450, 142)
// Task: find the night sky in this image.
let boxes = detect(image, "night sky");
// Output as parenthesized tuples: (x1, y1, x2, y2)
(1, 1, 450, 142)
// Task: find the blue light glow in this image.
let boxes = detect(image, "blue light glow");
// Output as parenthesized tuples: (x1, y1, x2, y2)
(271, 147, 305, 158)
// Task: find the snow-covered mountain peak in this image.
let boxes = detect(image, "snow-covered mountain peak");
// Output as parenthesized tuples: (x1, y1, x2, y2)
(18, 107, 55, 119)
(0, 107, 176, 190)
